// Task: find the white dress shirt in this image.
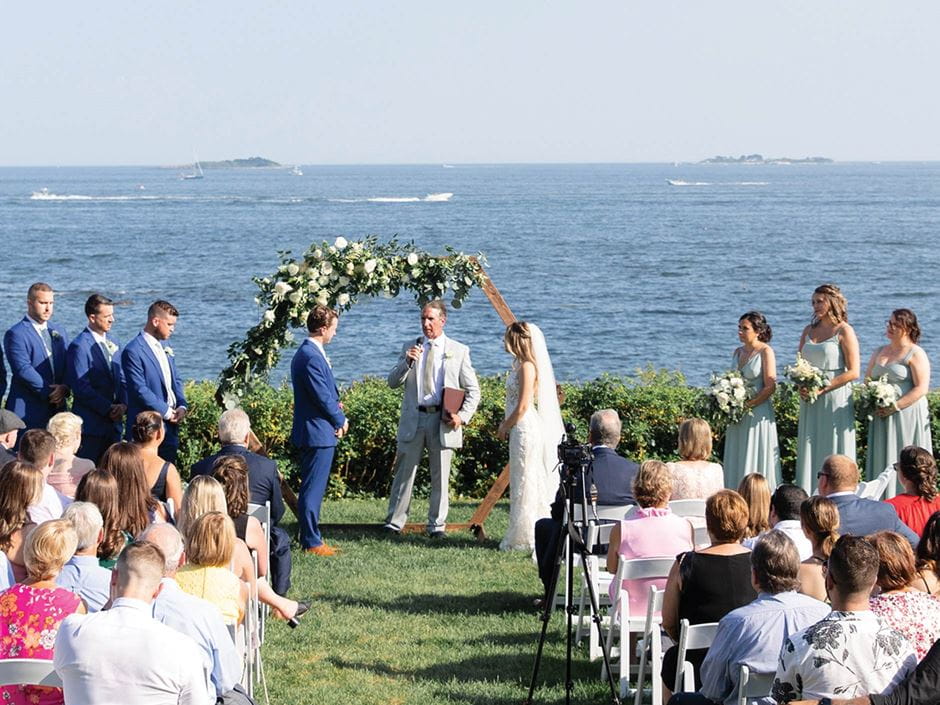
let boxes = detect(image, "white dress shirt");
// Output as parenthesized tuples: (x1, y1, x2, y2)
(54, 597, 210, 705)
(309, 337, 330, 368)
(142, 331, 176, 417)
(417, 334, 446, 405)
(28, 482, 70, 523)
(742, 519, 814, 561)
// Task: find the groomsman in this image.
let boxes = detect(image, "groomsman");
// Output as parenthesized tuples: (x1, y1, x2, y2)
(290, 305, 347, 556)
(66, 294, 127, 464)
(122, 300, 187, 464)
(3, 282, 69, 432)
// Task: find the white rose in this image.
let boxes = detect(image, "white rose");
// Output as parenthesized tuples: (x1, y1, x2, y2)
(308, 265, 319, 277)
(401, 274, 411, 283)
(313, 249, 323, 259)
(289, 291, 302, 304)
(263, 310, 276, 323)
(307, 280, 320, 292)
(321, 262, 333, 275)
(351, 241, 362, 252)
(407, 252, 419, 266)
(286, 263, 300, 277)
(334, 237, 348, 250)
(316, 293, 329, 306)
(717, 392, 731, 405)
(364, 259, 377, 274)
(733, 386, 746, 400)
(318, 275, 329, 286)
(345, 262, 354, 274)
(273, 281, 292, 298)
(338, 276, 350, 286)
(337, 293, 350, 306)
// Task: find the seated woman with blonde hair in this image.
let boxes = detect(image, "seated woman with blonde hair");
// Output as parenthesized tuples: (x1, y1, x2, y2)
(737, 473, 772, 540)
(0, 519, 86, 705)
(667, 418, 724, 501)
(46, 412, 95, 499)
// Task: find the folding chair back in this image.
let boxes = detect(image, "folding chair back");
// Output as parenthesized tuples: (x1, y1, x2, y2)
(737, 664, 775, 705)
(674, 619, 719, 693)
(633, 586, 666, 705)
(0, 659, 61, 687)
(668, 499, 706, 518)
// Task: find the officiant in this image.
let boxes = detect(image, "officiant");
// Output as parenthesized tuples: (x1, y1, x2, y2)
(383, 300, 480, 537)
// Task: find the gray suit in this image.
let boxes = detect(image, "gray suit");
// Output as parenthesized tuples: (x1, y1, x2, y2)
(384, 334, 480, 531)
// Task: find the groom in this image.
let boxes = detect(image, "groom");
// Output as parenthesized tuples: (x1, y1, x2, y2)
(384, 300, 480, 537)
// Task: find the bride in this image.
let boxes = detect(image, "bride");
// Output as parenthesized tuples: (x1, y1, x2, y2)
(496, 321, 564, 552)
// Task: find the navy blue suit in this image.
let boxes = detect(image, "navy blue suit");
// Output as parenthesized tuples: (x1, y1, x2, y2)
(191, 443, 292, 594)
(3, 317, 69, 430)
(535, 446, 640, 595)
(121, 332, 187, 463)
(65, 328, 126, 463)
(828, 493, 919, 548)
(290, 339, 346, 549)
(0, 346, 6, 403)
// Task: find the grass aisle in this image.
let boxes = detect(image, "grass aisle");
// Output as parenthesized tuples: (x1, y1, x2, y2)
(259, 498, 615, 705)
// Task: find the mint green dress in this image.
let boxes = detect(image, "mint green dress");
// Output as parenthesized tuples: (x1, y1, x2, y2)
(722, 350, 781, 489)
(865, 346, 932, 484)
(795, 335, 856, 493)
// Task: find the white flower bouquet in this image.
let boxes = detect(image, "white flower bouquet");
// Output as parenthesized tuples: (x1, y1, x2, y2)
(784, 354, 828, 403)
(858, 375, 900, 418)
(707, 370, 752, 424)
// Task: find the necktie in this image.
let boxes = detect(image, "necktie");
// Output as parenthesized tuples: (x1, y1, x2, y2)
(422, 342, 435, 400)
(40, 327, 54, 374)
(99, 340, 114, 378)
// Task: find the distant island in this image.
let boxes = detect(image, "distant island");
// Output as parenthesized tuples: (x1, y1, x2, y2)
(199, 156, 282, 168)
(700, 154, 833, 165)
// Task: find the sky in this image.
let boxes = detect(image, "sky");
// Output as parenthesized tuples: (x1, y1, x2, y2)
(2, 2, 938, 165)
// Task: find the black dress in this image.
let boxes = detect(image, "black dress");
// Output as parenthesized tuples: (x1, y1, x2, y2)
(661, 550, 757, 690)
(150, 461, 170, 502)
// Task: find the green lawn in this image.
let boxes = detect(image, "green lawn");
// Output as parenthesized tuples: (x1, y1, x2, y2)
(259, 498, 618, 705)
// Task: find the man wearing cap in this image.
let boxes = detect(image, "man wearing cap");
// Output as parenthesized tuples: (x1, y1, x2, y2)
(0, 410, 25, 466)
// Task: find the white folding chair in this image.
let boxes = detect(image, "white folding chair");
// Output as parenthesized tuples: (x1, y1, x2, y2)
(674, 619, 719, 694)
(165, 497, 175, 522)
(633, 587, 666, 705)
(737, 664, 775, 705)
(247, 501, 272, 642)
(0, 659, 62, 687)
(693, 525, 710, 548)
(668, 499, 707, 518)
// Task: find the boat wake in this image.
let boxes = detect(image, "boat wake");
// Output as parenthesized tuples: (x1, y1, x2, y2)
(666, 179, 768, 187)
(329, 192, 454, 204)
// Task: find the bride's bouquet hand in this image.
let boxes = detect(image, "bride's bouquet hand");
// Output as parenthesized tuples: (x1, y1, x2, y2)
(496, 421, 510, 441)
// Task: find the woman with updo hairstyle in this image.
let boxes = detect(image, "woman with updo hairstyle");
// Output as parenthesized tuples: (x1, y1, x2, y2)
(794, 284, 860, 493)
(75, 468, 127, 568)
(606, 461, 694, 615)
(0, 519, 85, 705)
(737, 473, 771, 539)
(867, 530, 940, 660)
(100, 442, 168, 535)
(914, 511, 940, 595)
(661, 490, 756, 696)
(885, 446, 940, 536)
(131, 410, 183, 510)
(798, 495, 840, 602)
(45, 411, 95, 498)
(212, 454, 268, 577)
(722, 312, 781, 489)
(666, 418, 723, 501)
(0, 461, 44, 583)
(864, 309, 932, 487)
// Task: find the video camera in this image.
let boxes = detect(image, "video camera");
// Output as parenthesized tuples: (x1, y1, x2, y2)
(557, 422, 592, 472)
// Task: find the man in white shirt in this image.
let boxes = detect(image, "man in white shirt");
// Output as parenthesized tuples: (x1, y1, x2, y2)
(54, 540, 210, 705)
(744, 484, 813, 561)
(18, 428, 69, 522)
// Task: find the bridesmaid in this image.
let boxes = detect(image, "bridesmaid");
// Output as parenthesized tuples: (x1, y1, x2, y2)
(795, 284, 860, 493)
(863, 309, 931, 485)
(723, 312, 781, 489)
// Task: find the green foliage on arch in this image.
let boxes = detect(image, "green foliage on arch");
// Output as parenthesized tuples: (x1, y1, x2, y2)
(217, 236, 487, 406)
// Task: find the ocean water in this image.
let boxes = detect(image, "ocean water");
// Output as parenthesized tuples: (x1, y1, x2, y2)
(1, 162, 938, 388)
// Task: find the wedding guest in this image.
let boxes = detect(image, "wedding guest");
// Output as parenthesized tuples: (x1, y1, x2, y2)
(798, 496, 840, 602)
(46, 412, 94, 498)
(667, 418, 723, 501)
(722, 311, 781, 489)
(744, 484, 812, 561)
(3, 282, 70, 432)
(913, 512, 940, 595)
(131, 411, 183, 511)
(737, 473, 771, 540)
(57, 502, 114, 612)
(19, 429, 70, 523)
(864, 309, 931, 485)
(607, 460, 694, 615)
(121, 300, 187, 464)
(74, 469, 125, 568)
(190, 407, 292, 595)
(64, 293, 126, 464)
(99, 442, 168, 533)
(0, 460, 43, 583)
(0, 410, 25, 466)
(867, 531, 940, 661)
(661, 490, 757, 696)
(794, 283, 859, 494)
(0, 519, 85, 705)
(213, 454, 268, 577)
(885, 446, 940, 537)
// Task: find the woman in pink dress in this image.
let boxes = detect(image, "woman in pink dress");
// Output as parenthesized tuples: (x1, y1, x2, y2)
(606, 460, 695, 616)
(0, 519, 85, 705)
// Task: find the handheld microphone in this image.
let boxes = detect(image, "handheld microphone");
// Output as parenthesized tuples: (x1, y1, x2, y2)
(408, 336, 423, 369)
(589, 482, 599, 520)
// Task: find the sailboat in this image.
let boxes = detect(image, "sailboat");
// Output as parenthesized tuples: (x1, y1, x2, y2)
(291, 165, 303, 176)
(181, 159, 204, 180)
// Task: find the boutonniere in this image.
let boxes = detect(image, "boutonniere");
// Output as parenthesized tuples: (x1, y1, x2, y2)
(163, 345, 175, 357)
(50, 329, 61, 340)
(104, 340, 118, 355)
(443, 351, 454, 360)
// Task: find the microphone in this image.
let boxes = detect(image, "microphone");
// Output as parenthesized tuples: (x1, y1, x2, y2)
(408, 336, 423, 369)
(590, 482, 599, 521)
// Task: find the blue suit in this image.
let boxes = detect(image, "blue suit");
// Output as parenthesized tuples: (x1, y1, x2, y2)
(121, 332, 187, 463)
(3, 317, 69, 430)
(0, 346, 6, 403)
(65, 328, 127, 463)
(290, 339, 346, 549)
(828, 493, 919, 548)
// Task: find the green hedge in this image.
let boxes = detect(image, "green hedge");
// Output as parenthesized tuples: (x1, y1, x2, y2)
(177, 371, 940, 498)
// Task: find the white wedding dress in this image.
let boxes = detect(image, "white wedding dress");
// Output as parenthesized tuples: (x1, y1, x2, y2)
(500, 324, 564, 552)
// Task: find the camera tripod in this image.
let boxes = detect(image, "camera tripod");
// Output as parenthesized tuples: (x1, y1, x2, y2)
(524, 457, 621, 705)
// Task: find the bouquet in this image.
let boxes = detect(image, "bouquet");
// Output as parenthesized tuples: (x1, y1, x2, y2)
(707, 370, 752, 424)
(858, 375, 900, 419)
(784, 354, 828, 403)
